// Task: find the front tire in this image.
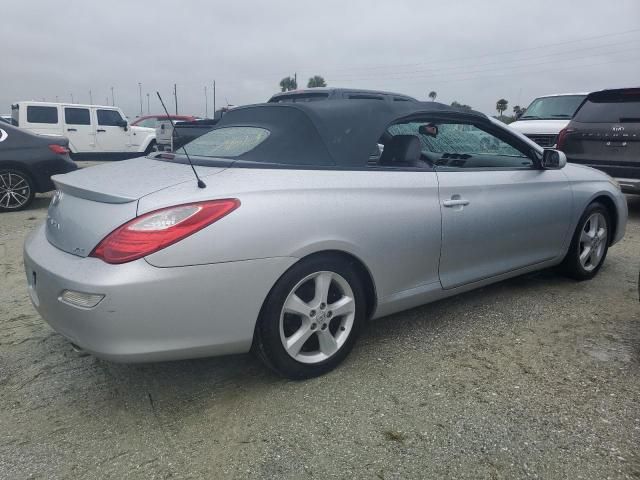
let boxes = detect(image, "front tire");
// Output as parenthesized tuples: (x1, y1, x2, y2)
(144, 140, 157, 155)
(253, 255, 366, 379)
(0, 169, 35, 212)
(561, 202, 610, 281)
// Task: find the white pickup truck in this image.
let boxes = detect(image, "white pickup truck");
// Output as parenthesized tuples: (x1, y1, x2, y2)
(509, 93, 588, 148)
(11, 101, 156, 160)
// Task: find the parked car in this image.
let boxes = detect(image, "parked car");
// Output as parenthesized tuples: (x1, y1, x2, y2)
(131, 114, 198, 129)
(509, 93, 588, 147)
(24, 99, 627, 379)
(11, 102, 156, 160)
(268, 87, 418, 104)
(557, 88, 640, 194)
(0, 121, 76, 211)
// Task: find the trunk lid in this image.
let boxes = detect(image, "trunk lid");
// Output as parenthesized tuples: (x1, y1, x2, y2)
(45, 156, 227, 257)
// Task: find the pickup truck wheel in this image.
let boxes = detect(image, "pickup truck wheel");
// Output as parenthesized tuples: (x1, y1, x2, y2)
(0, 169, 35, 212)
(144, 140, 157, 155)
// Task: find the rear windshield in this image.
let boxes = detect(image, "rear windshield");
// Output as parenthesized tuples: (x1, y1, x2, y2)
(520, 95, 586, 120)
(185, 126, 270, 157)
(573, 92, 640, 123)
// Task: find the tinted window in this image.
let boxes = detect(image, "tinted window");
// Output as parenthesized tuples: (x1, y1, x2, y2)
(97, 109, 124, 126)
(387, 121, 533, 169)
(573, 92, 640, 123)
(27, 106, 58, 124)
(186, 127, 270, 157)
(520, 95, 586, 120)
(64, 108, 90, 125)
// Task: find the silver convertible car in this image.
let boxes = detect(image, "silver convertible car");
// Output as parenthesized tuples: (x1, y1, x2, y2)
(24, 98, 627, 379)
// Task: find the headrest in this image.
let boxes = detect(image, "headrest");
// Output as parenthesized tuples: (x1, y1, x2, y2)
(379, 135, 422, 167)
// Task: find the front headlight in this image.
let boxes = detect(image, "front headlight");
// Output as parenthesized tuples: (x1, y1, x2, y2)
(607, 176, 621, 191)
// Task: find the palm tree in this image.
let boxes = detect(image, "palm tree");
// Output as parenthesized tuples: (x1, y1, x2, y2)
(428, 91, 437, 102)
(279, 76, 298, 92)
(496, 98, 508, 119)
(307, 75, 327, 88)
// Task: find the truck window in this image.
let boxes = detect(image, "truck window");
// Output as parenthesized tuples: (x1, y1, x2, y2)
(64, 108, 91, 125)
(97, 109, 124, 126)
(27, 106, 58, 124)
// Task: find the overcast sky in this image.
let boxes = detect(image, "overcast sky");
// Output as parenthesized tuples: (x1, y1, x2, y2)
(4, 0, 640, 118)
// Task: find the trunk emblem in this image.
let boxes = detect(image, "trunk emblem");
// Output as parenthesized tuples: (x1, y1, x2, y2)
(612, 126, 624, 132)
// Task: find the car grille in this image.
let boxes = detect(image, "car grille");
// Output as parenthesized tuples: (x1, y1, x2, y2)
(525, 134, 557, 147)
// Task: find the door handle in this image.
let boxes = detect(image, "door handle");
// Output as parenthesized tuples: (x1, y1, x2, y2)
(97, 129, 106, 133)
(443, 198, 470, 207)
(66, 128, 77, 132)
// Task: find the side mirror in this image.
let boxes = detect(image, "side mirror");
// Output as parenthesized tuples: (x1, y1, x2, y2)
(541, 149, 567, 169)
(116, 119, 128, 129)
(418, 123, 438, 137)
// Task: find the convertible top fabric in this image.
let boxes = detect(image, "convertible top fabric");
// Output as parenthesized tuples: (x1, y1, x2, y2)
(214, 100, 487, 167)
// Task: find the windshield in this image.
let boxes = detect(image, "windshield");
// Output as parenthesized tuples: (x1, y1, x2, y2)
(520, 95, 586, 120)
(573, 91, 640, 123)
(185, 126, 270, 158)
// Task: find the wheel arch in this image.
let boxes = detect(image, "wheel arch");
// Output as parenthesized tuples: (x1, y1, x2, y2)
(590, 194, 618, 246)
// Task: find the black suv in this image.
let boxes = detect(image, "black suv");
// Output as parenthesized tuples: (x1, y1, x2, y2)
(558, 88, 640, 193)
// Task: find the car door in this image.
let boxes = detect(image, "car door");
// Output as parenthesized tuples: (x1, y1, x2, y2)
(429, 120, 572, 289)
(94, 108, 130, 153)
(63, 107, 95, 153)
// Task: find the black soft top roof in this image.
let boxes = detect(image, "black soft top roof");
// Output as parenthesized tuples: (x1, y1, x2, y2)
(214, 100, 487, 167)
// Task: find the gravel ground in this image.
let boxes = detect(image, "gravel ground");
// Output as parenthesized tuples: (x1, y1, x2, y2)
(1, 185, 638, 480)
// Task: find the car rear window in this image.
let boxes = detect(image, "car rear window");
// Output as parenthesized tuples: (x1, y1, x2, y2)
(185, 126, 270, 157)
(269, 92, 330, 103)
(64, 108, 90, 125)
(573, 91, 640, 123)
(27, 106, 58, 124)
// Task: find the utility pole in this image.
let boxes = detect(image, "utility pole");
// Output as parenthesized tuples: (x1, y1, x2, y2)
(213, 80, 216, 117)
(138, 82, 143, 116)
(173, 83, 178, 114)
(146, 93, 150, 114)
(89, 90, 93, 105)
(105, 97, 109, 105)
(294, 72, 297, 88)
(55, 96, 59, 102)
(70, 93, 74, 103)
(110, 86, 115, 106)
(204, 85, 208, 118)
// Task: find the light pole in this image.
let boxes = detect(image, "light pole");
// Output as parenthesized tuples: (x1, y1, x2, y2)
(89, 90, 93, 105)
(204, 86, 208, 118)
(111, 86, 115, 106)
(70, 93, 74, 103)
(146, 93, 150, 114)
(138, 82, 143, 116)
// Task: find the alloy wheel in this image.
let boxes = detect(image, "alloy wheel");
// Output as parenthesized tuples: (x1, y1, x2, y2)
(0, 172, 31, 209)
(578, 212, 607, 272)
(279, 271, 356, 364)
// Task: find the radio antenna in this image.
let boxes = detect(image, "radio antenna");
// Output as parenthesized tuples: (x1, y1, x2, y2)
(156, 91, 206, 189)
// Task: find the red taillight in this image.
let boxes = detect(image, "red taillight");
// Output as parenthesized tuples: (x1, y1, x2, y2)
(90, 199, 240, 264)
(49, 144, 70, 155)
(556, 127, 572, 150)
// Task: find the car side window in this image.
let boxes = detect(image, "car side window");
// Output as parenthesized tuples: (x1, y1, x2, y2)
(26, 106, 58, 124)
(387, 121, 535, 170)
(97, 109, 124, 126)
(137, 118, 157, 128)
(64, 108, 90, 125)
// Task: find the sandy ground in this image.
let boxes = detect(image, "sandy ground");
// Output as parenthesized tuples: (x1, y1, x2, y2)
(0, 186, 638, 479)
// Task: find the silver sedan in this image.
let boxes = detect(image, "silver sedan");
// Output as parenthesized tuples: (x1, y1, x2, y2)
(23, 99, 627, 379)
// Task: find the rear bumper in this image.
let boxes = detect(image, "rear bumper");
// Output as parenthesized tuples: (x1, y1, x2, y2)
(23, 223, 296, 362)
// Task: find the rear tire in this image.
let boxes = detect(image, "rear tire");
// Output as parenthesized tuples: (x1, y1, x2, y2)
(144, 140, 157, 155)
(560, 202, 610, 281)
(0, 169, 35, 212)
(253, 255, 366, 379)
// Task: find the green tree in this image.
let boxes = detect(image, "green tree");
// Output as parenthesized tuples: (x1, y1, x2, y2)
(428, 91, 437, 102)
(279, 76, 298, 92)
(496, 98, 508, 119)
(307, 75, 327, 88)
(451, 101, 473, 111)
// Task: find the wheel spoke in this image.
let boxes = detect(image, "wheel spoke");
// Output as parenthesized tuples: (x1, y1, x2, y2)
(285, 322, 314, 357)
(283, 294, 311, 317)
(329, 296, 355, 317)
(11, 178, 26, 189)
(0, 192, 9, 207)
(0, 175, 8, 189)
(12, 191, 27, 202)
(313, 272, 333, 305)
(596, 228, 606, 241)
(317, 330, 338, 356)
(579, 245, 592, 265)
(580, 229, 593, 244)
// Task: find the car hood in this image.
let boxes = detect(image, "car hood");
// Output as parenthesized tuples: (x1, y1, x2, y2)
(509, 119, 570, 135)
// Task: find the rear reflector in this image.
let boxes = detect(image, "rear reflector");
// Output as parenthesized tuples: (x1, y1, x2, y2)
(90, 199, 240, 264)
(59, 290, 104, 309)
(49, 144, 70, 155)
(556, 127, 572, 151)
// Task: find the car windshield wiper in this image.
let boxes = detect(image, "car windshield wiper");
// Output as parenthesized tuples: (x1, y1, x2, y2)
(550, 114, 571, 118)
(520, 115, 540, 119)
